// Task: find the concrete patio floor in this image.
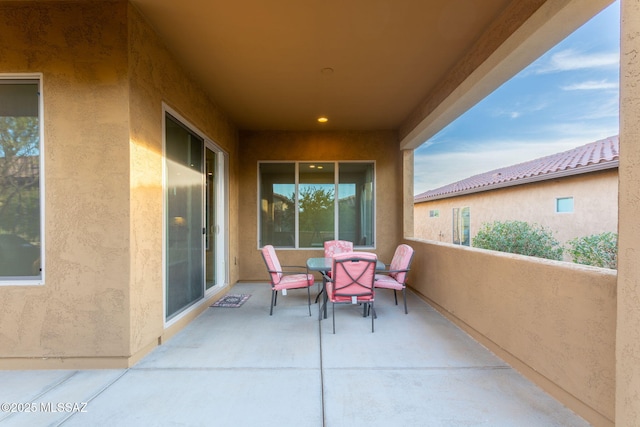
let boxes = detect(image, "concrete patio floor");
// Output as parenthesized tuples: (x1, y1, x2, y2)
(0, 282, 589, 427)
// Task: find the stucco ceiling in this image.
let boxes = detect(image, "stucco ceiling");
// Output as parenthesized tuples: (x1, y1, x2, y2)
(129, 0, 517, 132)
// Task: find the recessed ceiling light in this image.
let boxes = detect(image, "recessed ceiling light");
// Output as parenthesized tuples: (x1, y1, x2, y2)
(317, 116, 328, 123)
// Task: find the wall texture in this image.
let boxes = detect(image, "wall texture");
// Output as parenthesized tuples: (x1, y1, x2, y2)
(408, 238, 616, 426)
(414, 170, 618, 254)
(127, 4, 239, 362)
(0, 1, 239, 368)
(616, 0, 640, 424)
(0, 1, 132, 365)
(238, 130, 403, 281)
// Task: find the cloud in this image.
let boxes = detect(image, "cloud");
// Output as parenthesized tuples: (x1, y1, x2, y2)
(489, 101, 549, 120)
(535, 49, 619, 74)
(541, 120, 619, 139)
(561, 80, 619, 91)
(491, 110, 522, 119)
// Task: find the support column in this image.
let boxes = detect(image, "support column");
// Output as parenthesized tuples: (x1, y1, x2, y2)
(402, 149, 414, 239)
(616, 0, 640, 424)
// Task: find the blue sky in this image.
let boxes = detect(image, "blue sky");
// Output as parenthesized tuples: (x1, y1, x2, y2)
(414, 1, 620, 195)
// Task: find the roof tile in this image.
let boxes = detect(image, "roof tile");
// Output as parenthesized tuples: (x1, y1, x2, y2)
(415, 135, 619, 202)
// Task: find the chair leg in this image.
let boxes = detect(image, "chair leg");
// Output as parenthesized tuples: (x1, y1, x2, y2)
(332, 302, 336, 334)
(365, 303, 376, 319)
(307, 286, 311, 316)
(402, 288, 408, 314)
(393, 289, 398, 305)
(270, 289, 276, 315)
(371, 302, 375, 333)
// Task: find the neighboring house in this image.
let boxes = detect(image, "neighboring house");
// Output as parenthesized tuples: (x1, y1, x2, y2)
(414, 136, 619, 250)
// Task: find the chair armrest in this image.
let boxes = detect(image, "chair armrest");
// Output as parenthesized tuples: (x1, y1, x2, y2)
(280, 265, 309, 274)
(384, 268, 410, 274)
(267, 268, 314, 279)
(281, 264, 307, 270)
(376, 268, 410, 277)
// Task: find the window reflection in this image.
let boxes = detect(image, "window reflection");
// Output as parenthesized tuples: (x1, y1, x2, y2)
(259, 162, 374, 248)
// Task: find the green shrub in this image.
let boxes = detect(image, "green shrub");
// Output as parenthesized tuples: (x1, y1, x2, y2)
(567, 232, 618, 269)
(472, 220, 563, 261)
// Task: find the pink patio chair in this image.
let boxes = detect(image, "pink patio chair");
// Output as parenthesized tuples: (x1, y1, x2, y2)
(323, 240, 353, 279)
(323, 240, 354, 258)
(325, 252, 377, 333)
(261, 245, 314, 316)
(374, 244, 414, 314)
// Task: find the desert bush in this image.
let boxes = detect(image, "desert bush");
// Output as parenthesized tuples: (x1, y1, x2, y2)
(567, 232, 618, 269)
(472, 220, 563, 261)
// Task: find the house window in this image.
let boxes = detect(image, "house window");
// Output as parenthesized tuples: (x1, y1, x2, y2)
(452, 207, 470, 246)
(429, 209, 439, 218)
(0, 76, 43, 283)
(556, 197, 574, 213)
(259, 161, 374, 248)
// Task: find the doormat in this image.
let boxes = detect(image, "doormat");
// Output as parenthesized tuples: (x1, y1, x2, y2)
(211, 294, 251, 308)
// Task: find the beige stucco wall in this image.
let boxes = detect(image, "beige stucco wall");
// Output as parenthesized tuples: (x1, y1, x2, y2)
(0, 1, 132, 365)
(238, 130, 403, 281)
(415, 170, 618, 254)
(617, 0, 640, 425)
(127, 4, 238, 361)
(408, 239, 616, 426)
(0, 1, 239, 368)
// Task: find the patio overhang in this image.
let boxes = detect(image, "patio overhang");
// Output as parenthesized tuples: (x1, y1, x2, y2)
(129, 0, 613, 144)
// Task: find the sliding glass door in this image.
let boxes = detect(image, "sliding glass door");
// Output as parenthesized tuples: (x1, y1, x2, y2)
(165, 114, 204, 319)
(164, 111, 227, 321)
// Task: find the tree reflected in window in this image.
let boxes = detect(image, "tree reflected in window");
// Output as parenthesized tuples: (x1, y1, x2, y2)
(0, 80, 42, 279)
(260, 161, 374, 248)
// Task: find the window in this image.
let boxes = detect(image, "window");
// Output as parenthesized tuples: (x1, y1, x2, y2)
(452, 207, 470, 246)
(429, 209, 439, 218)
(556, 197, 574, 213)
(259, 161, 374, 248)
(0, 76, 43, 283)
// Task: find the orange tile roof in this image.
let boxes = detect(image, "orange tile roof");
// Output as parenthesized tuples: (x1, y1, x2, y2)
(414, 135, 619, 203)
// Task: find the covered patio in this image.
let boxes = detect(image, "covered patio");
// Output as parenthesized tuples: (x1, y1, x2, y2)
(2, 0, 639, 425)
(0, 282, 588, 426)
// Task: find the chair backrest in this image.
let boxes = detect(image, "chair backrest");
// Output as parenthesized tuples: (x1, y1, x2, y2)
(330, 252, 377, 300)
(261, 245, 282, 284)
(388, 244, 414, 284)
(324, 240, 354, 258)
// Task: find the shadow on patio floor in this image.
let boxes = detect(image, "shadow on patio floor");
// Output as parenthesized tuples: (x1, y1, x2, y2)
(0, 282, 589, 426)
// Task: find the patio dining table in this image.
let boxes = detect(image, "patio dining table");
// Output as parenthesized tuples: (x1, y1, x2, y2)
(306, 256, 386, 319)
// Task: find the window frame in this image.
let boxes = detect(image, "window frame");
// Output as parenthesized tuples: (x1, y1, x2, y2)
(452, 206, 470, 246)
(556, 196, 574, 213)
(162, 103, 230, 325)
(257, 160, 376, 250)
(0, 74, 45, 286)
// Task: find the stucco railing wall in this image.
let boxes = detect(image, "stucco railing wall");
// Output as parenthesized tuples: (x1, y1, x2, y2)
(407, 238, 616, 427)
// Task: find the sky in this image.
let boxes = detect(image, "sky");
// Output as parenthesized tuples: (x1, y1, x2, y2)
(413, 1, 620, 195)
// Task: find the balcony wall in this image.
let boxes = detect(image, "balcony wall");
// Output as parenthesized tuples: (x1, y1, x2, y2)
(407, 238, 616, 427)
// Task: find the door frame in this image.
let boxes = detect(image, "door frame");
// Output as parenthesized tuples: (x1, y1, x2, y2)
(162, 104, 229, 326)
